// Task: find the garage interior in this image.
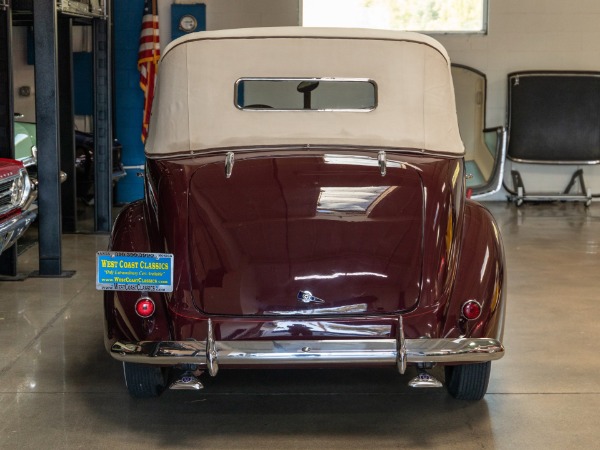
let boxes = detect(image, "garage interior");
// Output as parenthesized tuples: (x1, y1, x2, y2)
(1, 1, 600, 448)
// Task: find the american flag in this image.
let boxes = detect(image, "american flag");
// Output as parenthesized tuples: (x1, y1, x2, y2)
(138, 0, 160, 144)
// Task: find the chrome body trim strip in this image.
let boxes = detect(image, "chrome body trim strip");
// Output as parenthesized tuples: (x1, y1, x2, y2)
(110, 337, 504, 371)
(145, 145, 464, 162)
(507, 155, 600, 165)
(513, 194, 591, 201)
(0, 207, 38, 253)
(233, 77, 378, 112)
(20, 156, 37, 168)
(472, 127, 508, 199)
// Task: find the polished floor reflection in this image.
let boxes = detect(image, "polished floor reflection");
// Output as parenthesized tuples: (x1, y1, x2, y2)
(1, 202, 599, 449)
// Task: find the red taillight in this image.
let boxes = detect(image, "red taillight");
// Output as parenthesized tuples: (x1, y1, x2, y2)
(135, 297, 155, 318)
(461, 300, 482, 320)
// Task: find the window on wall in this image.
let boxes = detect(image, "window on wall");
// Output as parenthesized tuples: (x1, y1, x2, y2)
(301, 0, 488, 34)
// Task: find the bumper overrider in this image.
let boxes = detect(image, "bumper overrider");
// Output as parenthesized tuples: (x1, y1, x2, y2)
(110, 318, 504, 376)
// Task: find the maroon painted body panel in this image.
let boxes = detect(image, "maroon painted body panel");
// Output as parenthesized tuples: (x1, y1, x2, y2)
(187, 154, 424, 316)
(104, 147, 505, 353)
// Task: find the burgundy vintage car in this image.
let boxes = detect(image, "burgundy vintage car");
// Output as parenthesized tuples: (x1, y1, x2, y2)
(0, 158, 36, 255)
(102, 27, 506, 400)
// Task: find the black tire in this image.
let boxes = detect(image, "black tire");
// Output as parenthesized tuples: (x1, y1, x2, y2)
(445, 362, 491, 401)
(123, 362, 168, 398)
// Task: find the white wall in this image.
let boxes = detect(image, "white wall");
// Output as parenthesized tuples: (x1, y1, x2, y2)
(162, 0, 298, 47)
(436, 0, 600, 129)
(12, 27, 36, 122)
(435, 0, 600, 197)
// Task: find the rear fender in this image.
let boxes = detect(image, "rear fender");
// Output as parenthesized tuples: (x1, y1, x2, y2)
(103, 200, 172, 352)
(442, 201, 506, 342)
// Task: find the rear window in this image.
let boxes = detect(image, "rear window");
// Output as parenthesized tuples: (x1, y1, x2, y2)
(235, 78, 377, 111)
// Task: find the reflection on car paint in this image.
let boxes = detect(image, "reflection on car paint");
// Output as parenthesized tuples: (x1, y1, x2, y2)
(259, 320, 391, 337)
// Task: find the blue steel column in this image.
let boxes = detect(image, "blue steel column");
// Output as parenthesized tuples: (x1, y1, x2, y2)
(0, 0, 17, 276)
(114, 0, 146, 204)
(93, 7, 112, 232)
(33, 0, 62, 275)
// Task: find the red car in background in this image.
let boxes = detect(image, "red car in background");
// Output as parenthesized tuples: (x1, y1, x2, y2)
(0, 158, 37, 255)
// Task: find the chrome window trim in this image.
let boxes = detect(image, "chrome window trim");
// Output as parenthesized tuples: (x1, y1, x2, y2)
(234, 77, 378, 112)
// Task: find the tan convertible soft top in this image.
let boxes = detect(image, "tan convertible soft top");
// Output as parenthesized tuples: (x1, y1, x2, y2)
(145, 27, 464, 156)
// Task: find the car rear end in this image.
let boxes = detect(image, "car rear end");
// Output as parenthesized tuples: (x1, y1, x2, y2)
(103, 27, 506, 400)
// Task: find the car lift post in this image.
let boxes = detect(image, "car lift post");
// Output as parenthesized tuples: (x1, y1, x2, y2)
(0, 0, 19, 278)
(33, 0, 64, 276)
(93, 3, 112, 233)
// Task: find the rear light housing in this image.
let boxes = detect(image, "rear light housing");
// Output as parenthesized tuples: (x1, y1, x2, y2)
(461, 300, 482, 320)
(135, 297, 155, 318)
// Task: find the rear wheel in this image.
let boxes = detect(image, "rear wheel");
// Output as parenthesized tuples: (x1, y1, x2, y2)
(445, 362, 491, 401)
(123, 362, 168, 398)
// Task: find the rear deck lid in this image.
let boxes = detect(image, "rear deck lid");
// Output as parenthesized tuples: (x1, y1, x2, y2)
(187, 153, 424, 316)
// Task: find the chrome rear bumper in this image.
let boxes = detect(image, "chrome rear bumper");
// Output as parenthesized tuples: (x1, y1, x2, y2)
(110, 320, 504, 376)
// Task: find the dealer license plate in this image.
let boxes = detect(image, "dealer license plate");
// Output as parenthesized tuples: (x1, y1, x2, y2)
(96, 251, 174, 292)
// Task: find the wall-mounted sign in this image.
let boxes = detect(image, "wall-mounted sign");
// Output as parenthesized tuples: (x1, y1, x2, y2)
(96, 251, 174, 292)
(171, 3, 206, 41)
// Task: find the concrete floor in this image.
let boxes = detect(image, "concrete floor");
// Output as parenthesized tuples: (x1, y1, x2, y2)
(1, 201, 599, 449)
